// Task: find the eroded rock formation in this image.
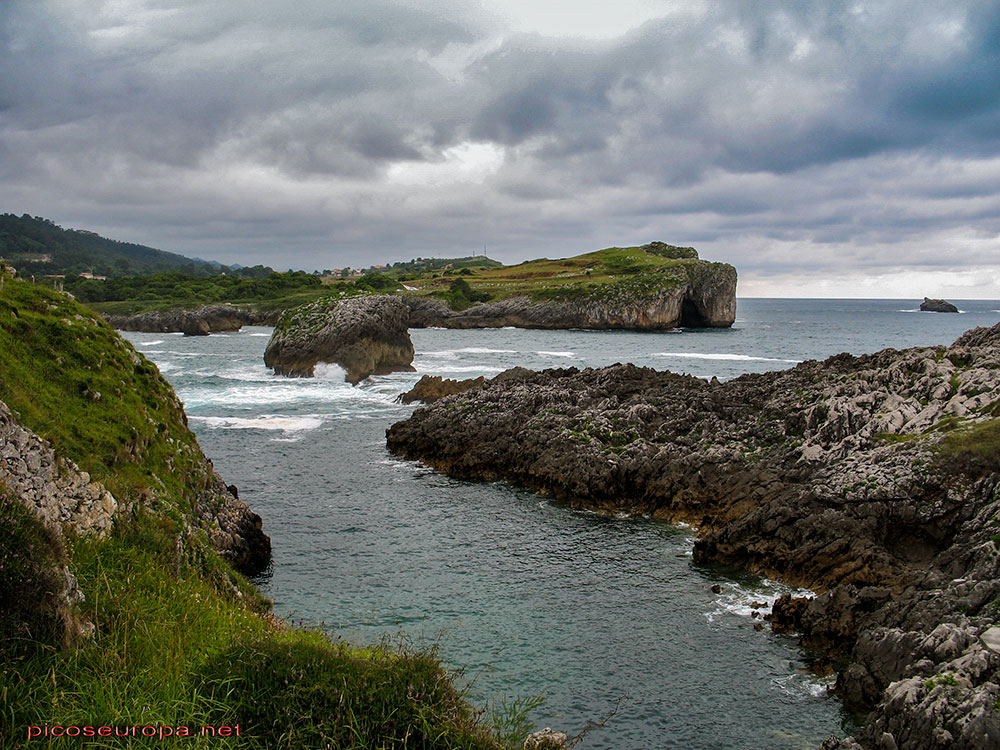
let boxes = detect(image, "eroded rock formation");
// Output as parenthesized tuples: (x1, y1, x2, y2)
(264, 294, 415, 383)
(402, 262, 736, 331)
(387, 324, 1000, 749)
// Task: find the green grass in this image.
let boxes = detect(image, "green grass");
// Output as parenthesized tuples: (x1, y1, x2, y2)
(3, 510, 506, 749)
(0, 276, 514, 749)
(374, 242, 733, 308)
(0, 277, 215, 517)
(937, 417, 1000, 475)
(61, 241, 730, 320)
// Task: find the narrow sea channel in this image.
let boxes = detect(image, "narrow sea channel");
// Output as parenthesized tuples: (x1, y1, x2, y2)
(126, 298, 1000, 749)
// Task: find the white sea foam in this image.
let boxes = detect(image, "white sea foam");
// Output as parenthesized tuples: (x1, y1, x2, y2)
(704, 578, 814, 623)
(218, 367, 273, 382)
(190, 415, 323, 431)
(652, 352, 800, 363)
(453, 347, 517, 354)
(415, 364, 505, 374)
(538, 351, 575, 358)
(248, 333, 271, 337)
(138, 340, 164, 346)
(314, 362, 349, 380)
(772, 673, 832, 700)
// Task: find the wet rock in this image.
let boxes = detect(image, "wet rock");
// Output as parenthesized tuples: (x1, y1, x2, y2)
(107, 304, 279, 333)
(397, 375, 487, 404)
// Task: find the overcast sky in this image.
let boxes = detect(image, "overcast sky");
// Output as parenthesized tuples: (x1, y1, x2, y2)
(3, 1, 1000, 297)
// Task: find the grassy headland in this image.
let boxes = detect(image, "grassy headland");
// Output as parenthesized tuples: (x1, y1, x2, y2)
(64, 241, 732, 320)
(0, 272, 512, 749)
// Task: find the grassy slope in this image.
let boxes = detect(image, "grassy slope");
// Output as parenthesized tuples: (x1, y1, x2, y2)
(0, 275, 509, 749)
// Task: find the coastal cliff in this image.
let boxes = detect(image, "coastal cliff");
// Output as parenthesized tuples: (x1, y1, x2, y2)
(1, 269, 509, 749)
(387, 326, 1000, 749)
(0, 280, 271, 575)
(404, 244, 736, 331)
(264, 294, 415, 383)
(106, 304, 281, 334)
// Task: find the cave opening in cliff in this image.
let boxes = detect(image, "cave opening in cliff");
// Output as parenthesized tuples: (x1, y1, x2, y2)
(679, 299, 707, 328)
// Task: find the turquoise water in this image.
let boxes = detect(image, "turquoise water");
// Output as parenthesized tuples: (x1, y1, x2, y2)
(126, 299, 1000, 749)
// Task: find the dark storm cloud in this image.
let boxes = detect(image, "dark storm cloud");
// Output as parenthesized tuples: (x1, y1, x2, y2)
(1, 0, 998, 292)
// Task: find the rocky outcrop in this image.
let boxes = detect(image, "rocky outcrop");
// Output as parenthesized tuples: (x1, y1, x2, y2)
(1, 399, 119, 535)
(106, 305, 281, 334)
(387, 324, 1000, 749)
(264, 295, 415, 384)
(397, 375, 487, 404)
(920, 298, 960, 313)
(194, 479, 271, 576)
(402, 262, 736, 331)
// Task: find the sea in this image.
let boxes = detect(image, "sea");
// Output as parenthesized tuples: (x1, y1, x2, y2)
(124, 299, 1000, 750)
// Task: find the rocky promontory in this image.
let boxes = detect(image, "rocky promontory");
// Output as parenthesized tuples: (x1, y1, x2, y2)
(921, 297, 960, 313)
(106, 304, 281, 334)
(387, 325, 1000, 748)
(402, 249, 736, 331)
(264, 294, 415, 383)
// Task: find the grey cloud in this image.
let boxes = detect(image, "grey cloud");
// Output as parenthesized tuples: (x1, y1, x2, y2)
(1, 0, 999, 291)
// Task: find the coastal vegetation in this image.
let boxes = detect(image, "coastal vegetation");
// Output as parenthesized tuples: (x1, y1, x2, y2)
(0, 213, 230, 278)
(389, 242, 717, 309)
(2, 215, 733, 326)
(65, 270, 326, 316)
(0, 272, 513, 749)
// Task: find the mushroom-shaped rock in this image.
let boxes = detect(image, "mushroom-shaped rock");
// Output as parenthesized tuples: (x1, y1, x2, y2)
(264, 295, 415, 384)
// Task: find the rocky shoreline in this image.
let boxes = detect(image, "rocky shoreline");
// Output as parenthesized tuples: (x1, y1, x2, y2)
(387, 325, 1000, 749)
(105, 305, 281, 335)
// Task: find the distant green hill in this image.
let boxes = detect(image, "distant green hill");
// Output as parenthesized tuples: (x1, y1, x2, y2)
(0, 213, 223, 277)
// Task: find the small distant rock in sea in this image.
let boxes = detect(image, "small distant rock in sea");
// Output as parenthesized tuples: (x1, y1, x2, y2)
(919, 297, 959, 313)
